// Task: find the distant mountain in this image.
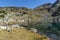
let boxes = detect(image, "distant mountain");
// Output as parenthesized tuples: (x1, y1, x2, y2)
(0, 6, 28, 10)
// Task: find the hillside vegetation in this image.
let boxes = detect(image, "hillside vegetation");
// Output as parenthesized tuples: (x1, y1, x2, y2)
(0, 28, 48, 40)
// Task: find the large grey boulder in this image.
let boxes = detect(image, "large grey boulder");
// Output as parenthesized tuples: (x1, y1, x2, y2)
(30, 28, 37, 33)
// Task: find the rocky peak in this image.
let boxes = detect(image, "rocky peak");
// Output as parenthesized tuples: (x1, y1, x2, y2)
(34, 3, 52, 10)
(52, 0, 60, 8)
(51, 0, 60, 17)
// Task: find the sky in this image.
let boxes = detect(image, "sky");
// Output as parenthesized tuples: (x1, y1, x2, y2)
(0, 0, 56, 8)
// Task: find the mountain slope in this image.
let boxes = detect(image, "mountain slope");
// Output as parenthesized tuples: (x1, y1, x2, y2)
(0, 28, 48, 40)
